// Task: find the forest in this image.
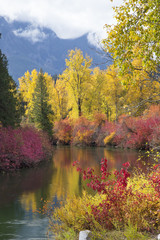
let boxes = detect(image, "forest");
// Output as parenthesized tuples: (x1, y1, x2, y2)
(0, 0, 160, 238)
(1, 45, 160, 171)
(1, 44, 160, 170)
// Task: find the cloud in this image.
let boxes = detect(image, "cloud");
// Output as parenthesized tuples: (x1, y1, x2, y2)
(0, 0, 123, 43)
(13, 25, 48, 43)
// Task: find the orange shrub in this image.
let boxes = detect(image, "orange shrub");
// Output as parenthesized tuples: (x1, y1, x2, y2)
(53, 118, 73, 145)
(72, 117, 94, 146)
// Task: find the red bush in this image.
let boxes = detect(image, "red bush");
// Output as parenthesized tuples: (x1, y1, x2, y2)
(73, 159, 132, 229)
(52, 105, 160, 149)
(113, 115, 160, 149)
(0, 126, 52, 171)
(149, 164, 160, 197)
(73, 159, 160, 231)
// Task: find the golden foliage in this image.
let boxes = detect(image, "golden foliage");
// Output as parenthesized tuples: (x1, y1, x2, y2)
(104, 132, 115, 145)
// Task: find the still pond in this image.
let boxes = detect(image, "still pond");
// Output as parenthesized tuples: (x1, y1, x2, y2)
(0, 146, 149, 239)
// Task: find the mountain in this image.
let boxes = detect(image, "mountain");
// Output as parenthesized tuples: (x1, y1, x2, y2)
(0, 17, 109, 83)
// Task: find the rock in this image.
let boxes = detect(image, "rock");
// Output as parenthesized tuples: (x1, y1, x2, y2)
(79, 230, 92, 240)
(157, 234, 160, 240)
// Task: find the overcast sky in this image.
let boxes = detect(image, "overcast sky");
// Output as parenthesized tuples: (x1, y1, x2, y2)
(0, 0, 123, 44)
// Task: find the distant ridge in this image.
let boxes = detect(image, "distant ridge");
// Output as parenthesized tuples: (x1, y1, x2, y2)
(0, 17, 109, 83)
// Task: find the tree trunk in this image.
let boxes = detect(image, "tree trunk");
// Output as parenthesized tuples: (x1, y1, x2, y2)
(78, 98, 82, 117)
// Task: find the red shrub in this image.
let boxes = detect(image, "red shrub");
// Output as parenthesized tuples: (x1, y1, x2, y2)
(113, 115, 160, 149)
(113, 116, 135, 148)
(20, 127, 45, 165)
(149, 164, 160, 197)
(0, 126, 52, 171)
(53, 114, 116, 147)
(73, 159, 160, 231)
(73, 159, 132, 229)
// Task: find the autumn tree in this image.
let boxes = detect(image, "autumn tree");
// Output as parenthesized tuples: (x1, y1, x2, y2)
(19, 69, 37, 122)
(123, 59, 160, 115)
(84, 68, 108, 118)
(19, 69, 54, 135)
(103, 0, 160, 75)
(54, 77, 69, 120)
(103, 65, 125, 121)
(60, 49, 92, 118)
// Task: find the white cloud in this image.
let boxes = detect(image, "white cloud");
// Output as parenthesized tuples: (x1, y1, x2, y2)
(13, 25, 47, 43)
(0, 0, 123, 44)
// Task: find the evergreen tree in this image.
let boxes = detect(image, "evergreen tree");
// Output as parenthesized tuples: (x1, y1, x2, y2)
(31, 70, 53, 136)
(0, 37, 21, 127)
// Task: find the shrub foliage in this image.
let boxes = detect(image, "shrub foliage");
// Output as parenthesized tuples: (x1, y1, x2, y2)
(48, 159, 160, 238)
(0, 126, 52, 171)
(53, 105, 160, 150)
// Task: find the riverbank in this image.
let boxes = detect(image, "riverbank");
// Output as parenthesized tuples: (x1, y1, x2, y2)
(78, 229, 158, 240)
(46, 158, 160, 239)
(53, 108, 160, 150)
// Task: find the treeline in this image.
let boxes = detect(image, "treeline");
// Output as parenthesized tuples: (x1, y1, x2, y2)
(0, 0, 160, 161)
(0, 46, 160, 151)
(18, 49, 160, 137)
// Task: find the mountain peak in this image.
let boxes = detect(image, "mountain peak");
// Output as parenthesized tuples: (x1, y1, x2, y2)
(0, 17, 109, 83)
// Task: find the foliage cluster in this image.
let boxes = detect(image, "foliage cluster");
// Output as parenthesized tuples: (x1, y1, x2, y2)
(114, 106, 160, 149)
(54, 118, 73, 145)
(53, 105, 160, 150)
(49, 159, 160, 239)
(0, 126, 52, 171)
(19, 50, 160, 126)
(72, 116, 94, 146)
(53, 113, 115, 147)
(103, 0, 160, 75)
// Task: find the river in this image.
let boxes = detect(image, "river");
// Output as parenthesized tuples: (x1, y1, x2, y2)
(0, 146, 148, 239)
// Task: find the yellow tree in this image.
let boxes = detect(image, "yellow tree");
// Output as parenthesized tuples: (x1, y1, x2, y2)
(60, 48, 92, 118)
(19, 69, 37, 121)
(54, 77, 69, 120)
(124, 59, 160, 115)
(19, 69, 55, 125)
(83, 67, 108, 118)
(103, 0, 160, 75)
(103, 65, 125, 121)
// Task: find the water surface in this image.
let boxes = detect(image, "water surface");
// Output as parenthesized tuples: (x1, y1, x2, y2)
(0, 146, 146, 239)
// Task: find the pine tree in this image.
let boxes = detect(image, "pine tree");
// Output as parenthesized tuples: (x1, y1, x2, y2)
(0, 39, 21, 127)
(31, 70, 53, 136)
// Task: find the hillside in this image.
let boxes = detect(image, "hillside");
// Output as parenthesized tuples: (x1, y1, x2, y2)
(0, 17, 108, 83)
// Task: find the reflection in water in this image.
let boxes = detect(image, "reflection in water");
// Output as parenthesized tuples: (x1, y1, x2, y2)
(0, 146, 146, 239)
(19, 146, 145, 211)
(47, 146, 144, 201)
(0, 162, 54, 240)
(20, 192, 37, 212)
